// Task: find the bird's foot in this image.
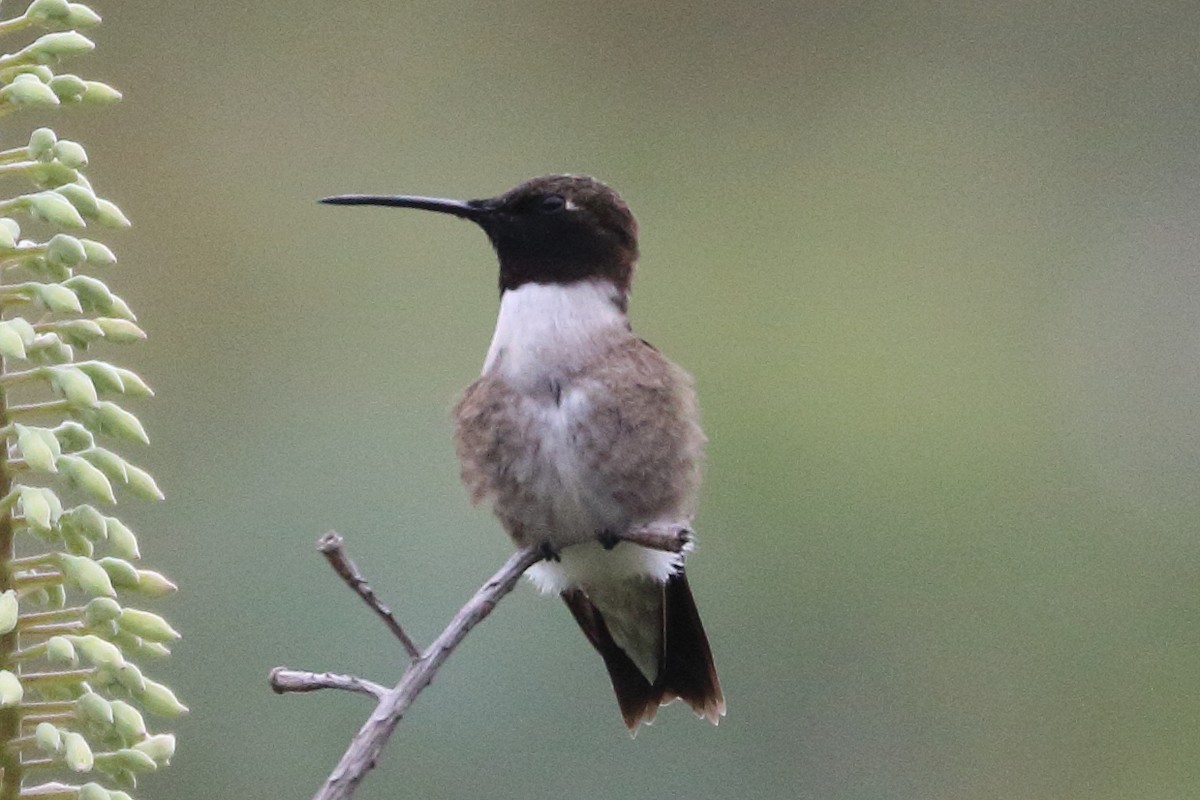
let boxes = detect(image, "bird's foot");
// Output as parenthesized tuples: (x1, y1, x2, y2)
(597, 529, 621, 550)
(538, 542, 561, 562)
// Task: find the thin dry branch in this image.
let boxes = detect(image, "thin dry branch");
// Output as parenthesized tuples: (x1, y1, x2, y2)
(615, 521, 694, 553)
(313, 545, 542, 800)
(276, 522, 694, 800)
(317, 530, 421, 660)
(268, 668, 387, 700)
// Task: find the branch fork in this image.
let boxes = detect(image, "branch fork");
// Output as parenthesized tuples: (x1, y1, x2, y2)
(271, 523, 693, 800)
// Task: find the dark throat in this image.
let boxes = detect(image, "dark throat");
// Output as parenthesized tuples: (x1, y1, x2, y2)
(487, 224, 636, 296)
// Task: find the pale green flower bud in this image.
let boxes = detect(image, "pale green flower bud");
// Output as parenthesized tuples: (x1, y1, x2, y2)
(30, 257, 72, 283)
(133, 570, 176, 596)
(95, 402, 149, 444)
(0, 321, 28, 359)
(96, 557, 138, 589)
(80, 80, 121, 104)
(92, 198, 130, 228)
(34, 423, 62, 457)
(124, 464, 163, 500)
(7, 63, 52, 79)
(106, 747, 157, 773)
(46, 582, 67, 608)
(0, 670, 23, 706)
(67, 3, 103, 27)
(109, 699, 145, 741)
(44, 485, 64, 516)
(55, 420, 94, 450)
(56, 319, 106, 348)
(47, 232, 86, 266)
(55, 182, 98, 217)
(61, 503, 107, 540)
(63, 729, 93, 771)
(133, 733, 175, 765)
(91, 619, 118, 640)
(26, 190, 86, 228)
(26, 0, 71, 24)
(19, 485, 54, 530)
(27, 160, 79, 189)
(0, 73, 59, 108)
(80, 447, 128, 482)
(105, 294, 136, 320)
(85, 596, 121, 624)
(65, 531, 94, 557)
(28, 332, 74, 365)
(113, 661, 144, 694)
(76, 363, 125, 395)
(58, 454, 115, 504)
(79, 783, 110, 800)
(128, 639, 170, 659)
(104, 517, 139, 559)
(21, 252, 71, 283)
(59, 554, 117, 597)
(0, 590, 17, 635)
(78, 690, 113, 724)
(4, 316, 34, 339)
(118, 608, 180, 642)
(37, 282, 84, 313)
(16, 423, 58, 472)
(30, 31, 95, 63)
(28, 127, 57, 160)
(112, 367, 153, 397)
(95, 318, 145, 343)
(49, 73, 87, 102)
(46, 635, 77, 665)
(36, 423, 63, 456)
(69, 633, 123, 668)
(140, 678, 187, 717)
(53, 367, 99, 406)
(63, 274, 113, 313)
(35, 721, 62, 753)
(0, 328, 25, 359)
(80, 238, 115, 265)
(120, 566, 174, 597)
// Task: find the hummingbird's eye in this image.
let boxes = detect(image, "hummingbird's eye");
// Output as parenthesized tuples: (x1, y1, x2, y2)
(539, 194, 566, 213)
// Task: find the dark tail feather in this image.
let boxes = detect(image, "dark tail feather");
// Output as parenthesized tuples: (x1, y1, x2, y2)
(660, 571, 725, 722)
(562, 587, 662, 729)
(562, 571, 725, 730)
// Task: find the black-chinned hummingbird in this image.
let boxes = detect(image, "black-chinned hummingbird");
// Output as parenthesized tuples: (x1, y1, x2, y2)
(322, 175, 725, 730)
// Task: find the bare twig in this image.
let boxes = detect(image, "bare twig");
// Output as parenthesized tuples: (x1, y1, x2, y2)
(317, 531, 421, 660)
(281, 522, 697, 800)
(614, 521, 693, 553)
(313, 545, 542, 800)
(269, 668, 387, 700)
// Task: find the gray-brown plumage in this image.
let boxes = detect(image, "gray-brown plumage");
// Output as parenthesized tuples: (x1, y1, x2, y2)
(454, 334, 702, 544)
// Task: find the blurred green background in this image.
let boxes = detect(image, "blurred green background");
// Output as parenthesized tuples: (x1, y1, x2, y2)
(57, 1, 1200, 798)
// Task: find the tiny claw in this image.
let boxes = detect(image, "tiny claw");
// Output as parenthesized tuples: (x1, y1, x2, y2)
(538, 542, 561, 562)
(597, 529, 620, 550)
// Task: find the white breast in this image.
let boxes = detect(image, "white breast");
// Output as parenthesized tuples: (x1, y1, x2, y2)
(480, 280, 686, 593)
(483, 280, 626, 541)
(482, 280, 627, 390)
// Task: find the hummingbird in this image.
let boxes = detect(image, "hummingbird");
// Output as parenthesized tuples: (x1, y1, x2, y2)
(321, 175, 725, 730)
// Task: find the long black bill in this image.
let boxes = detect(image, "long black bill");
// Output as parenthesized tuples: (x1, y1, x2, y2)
(319, 194, 485, 220)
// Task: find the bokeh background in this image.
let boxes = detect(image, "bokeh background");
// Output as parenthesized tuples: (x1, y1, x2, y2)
(56, 1, 1200, 798)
